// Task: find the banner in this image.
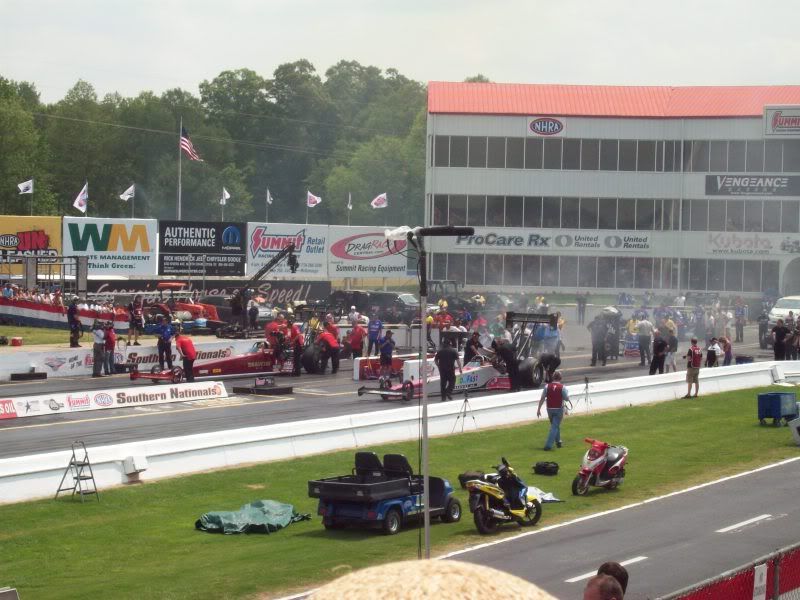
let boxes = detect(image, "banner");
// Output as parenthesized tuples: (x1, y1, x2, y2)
(247, 222, 328, 278)
(158, 221, 246, 276)
(63, 217, 157, 276)
(0, 216, 62, 275)
(705, 175, 800, 197)
(764, 105, 800, 138)
(328, 226, 409, 277)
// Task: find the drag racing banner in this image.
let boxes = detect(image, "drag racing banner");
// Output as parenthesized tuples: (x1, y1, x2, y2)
(63, 217, 157, 276)
(1, 381, 227, 419)
(328, 226, 409, 277)
(247, 222, 327, 278)
(158, 221, 246, 276)
(0, 216, 61, 275)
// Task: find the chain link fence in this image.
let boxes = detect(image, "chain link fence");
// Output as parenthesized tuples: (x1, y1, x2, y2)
(657, 541, 800, 599)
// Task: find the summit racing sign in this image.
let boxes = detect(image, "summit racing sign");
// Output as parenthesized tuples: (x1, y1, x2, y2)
(764, 106, 800, 137)
(246, 222, 327, 278)
(328, 227, 409, 276)
(705, 175, 800, 197)
(158, 221, 245, 276)
(63, 217, 157, 276)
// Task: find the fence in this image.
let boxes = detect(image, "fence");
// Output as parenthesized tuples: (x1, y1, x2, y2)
(658, 541, 800, 599)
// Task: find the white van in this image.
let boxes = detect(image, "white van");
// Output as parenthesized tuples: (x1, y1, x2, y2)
(768, 296, 800, 326)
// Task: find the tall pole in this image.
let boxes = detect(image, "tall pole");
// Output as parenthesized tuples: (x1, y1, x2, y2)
(132, 188, 135, 219)
(347, 192, 351, 226)
(306, 204, 309, 225)
(29, 186, 33, 216)
(415, 233, 431, 559)
(177, 116, 183, 220)
(265, 188, 269, 223)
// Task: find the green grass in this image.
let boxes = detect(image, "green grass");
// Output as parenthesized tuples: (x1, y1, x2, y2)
(1, 386, 798, 599)
(0, 325, 70, 346)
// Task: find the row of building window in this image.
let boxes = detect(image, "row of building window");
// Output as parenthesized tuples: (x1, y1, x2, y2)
(431, 136, 800, 173)
(431, 195, 800, 233)
(431, 253, 779, 293)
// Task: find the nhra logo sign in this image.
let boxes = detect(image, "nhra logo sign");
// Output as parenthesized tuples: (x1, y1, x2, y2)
(527, 117, 564, 136)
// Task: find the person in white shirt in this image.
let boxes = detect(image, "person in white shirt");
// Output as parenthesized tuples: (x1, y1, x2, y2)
(637, 318, 654, 366)
(91, 321, 106, 377)
(348, 306, 360, 326)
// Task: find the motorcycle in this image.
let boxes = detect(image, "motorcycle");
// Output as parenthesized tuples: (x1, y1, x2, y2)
(572, 438, 629, 496)
(466, 457, 543, 534)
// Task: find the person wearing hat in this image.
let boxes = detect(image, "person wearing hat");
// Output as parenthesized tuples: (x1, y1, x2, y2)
(155, 314, 174, 371)
(348, 305, 360, 326)
(68, 296, 82, 348)
(91, 320, 105, 377)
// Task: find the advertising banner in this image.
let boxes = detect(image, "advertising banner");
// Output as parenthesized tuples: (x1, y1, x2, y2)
(764, 105, 800, 138)
(63, 217, 157, 276)
(328, 226, 410, 277)
(705, 175, 800, 197)
(0, 216, 62, 275)
(3, 381, 227, 419)
(526, 116, 565, 137)
(246, 222, 327, 278)
(158, 221, 246, 276)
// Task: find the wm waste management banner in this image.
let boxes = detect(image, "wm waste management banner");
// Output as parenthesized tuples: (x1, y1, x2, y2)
(328, 226, 409, 276)
(63, 217, 157, 276)
(158, 220, 246, 276)
(247, 222, 327, 278)
(0, 216, 62, 275)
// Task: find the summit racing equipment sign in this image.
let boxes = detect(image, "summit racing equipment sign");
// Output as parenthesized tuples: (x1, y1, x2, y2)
(705, 175, 800, 197)
(158, 221, 245, 276)
(328, 226, 409, 277)
(0, 216, 61, 274)
(63, 217, 157, 276)
(764, 106, 800, 137)
(246, 222, 327, 278)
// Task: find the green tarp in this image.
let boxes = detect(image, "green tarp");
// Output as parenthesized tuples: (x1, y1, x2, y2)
(195, 499, 310, 535)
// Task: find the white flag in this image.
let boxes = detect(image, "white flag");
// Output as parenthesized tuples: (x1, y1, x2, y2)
(220, 187, 230, 206)
(307, 190, 322, 208)
(347, 192, 352, 211)
(119, 184, 135, 201)
(73, 182, 88, 214)
(370, 192, 388, 209)
(266, 189, 273, 205)
(17, 179, 33, 195)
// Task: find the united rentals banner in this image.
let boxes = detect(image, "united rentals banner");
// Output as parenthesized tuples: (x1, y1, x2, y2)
(764, 105, 800, 138)
(0, 216, 62, 275)
(158, 221, 246, 276)
(440, 227, 654, 254)
(246, 222, 328, 278)
(705, 175, 800, 197)
(328, 226, 410, 277)
(63, 217, 157, 276)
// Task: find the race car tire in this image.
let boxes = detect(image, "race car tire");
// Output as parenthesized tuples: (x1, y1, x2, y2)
(402, 380, 414, 402)
(518, 357, 542, 389)
(150, 365, 161, 383)
(170, 367, 185, 384)
(301, 346, 323, 374)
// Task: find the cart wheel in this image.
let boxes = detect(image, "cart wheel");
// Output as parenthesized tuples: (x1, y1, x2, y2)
(382, 508, 402, 535)
(442, 498, 462, 523)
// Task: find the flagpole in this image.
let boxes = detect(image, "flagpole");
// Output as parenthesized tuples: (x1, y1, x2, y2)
(132, 189, 135, 219)
(177, 116, 183, 220)
(347, 192, 351, 226)
(30, 181, 34, 216)
(221, 188, 225, 222)
(306, 203, 309, 225)
(265, 188, 269, 223)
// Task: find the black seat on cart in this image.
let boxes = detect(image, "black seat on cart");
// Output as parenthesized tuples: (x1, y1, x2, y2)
(383, 454, 413, 478)
(354, 452, 385, 482)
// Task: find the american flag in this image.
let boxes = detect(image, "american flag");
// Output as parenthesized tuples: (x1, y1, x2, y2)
(180, 127, 203, 161)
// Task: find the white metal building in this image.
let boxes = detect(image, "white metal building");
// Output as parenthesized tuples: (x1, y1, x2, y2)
(424, 83, 800, 295)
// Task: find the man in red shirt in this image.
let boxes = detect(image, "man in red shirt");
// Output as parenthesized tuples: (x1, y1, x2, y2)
(287, 317, 304, 376)
(348, 322, 367, 359)
(175, 331, 197, 382)
(536, 371, 570, 450)
(434, 309, 453, 330)
(317, 322, 340, 374)
(103, 322, 117, 375)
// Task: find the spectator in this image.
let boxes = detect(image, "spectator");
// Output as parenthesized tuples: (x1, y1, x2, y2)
(649, 330, 668, 375)
(584, 574, 624, 600)
(347, 305, 360, 326)
(537, 371, 569, 451)
(434, 338, 462, 401)
(666, 328, 679, 373)
(706, 337, 721, 367)
(367, 312, 383, 356)
(91, 320, 105, 378)
(247, 300, 259, 330)
(103, 322, 116, 375)
(636, 316, 654, 367)
(378, 329, 395, 378)
(683, 337, 703, 398)
(174, 331, 197, 382)
(597, 561, 629, 596)
(2, 283, 13, 299)
(720, 336, 733, 366)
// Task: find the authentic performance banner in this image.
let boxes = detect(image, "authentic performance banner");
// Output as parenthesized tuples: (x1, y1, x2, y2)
(158, 221, 246, 276)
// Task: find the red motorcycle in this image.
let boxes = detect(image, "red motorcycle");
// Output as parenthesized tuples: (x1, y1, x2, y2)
(572, 438, 628, 496)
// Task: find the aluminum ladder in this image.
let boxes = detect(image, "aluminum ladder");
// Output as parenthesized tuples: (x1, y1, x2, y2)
(55, 441, 99, 502)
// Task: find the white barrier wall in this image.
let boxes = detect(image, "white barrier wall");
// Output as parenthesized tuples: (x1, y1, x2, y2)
(0, 361, 794, 504)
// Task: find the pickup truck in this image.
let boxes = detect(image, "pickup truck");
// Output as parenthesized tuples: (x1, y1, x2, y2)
(308, 452, 461, 534)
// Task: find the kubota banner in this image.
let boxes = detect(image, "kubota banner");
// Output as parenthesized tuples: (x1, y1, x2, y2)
(63, 217, 158, 276)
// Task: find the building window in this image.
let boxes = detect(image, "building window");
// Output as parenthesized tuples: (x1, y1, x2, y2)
(710, 141, 728, 172)
(726, 200, 744, 232)
(431, 253, 447, 280)
(765, 140, 782, 172)
(708, 200, 726, 231)
(600, 140, 619, 171)
(433, 195, 448, 225)
(707, 259, 725, 291)
(485, 255, 503, 285)
(560, 256, 578, 287)
(486, 195, 504, 227)
(634, 258, 654, 289)
(581, 139, 600, 170)
(524, 196, 542, 228)
(561, 197, 580, 229)
(578, 256, 597, 287)
(655, 141, 665, 172)
(637, 140, 656, 172)
(563, 139, 581, 170)
(580, 197, 599, 229)
(746, 140, 764, 172)
(742, 261, 761, 292)
(784, 140, 800, 172)
(725, 260, 743, 292)
(450, 136, 468, 167)
(762, 261, 779, 292)
(598, 198, 617, 230)
(541, 256, 559, 286)
(449, 195, 467, 226)
(660, 199, 677, 231)
(467, 195, 486, 227)
(781, 201, 799, 233)
(506, 137, 524, 169)
(679, 259, 690, 291)
(505, 196, 523, 227)
(690, 199, 708, 231)
(618, 198, 636, 230)
(691, 141, 710, 172)
(447, 254, 466, 284)
(468, 137, 487, 168)
(597, 257, 615, 288)
(664, 140, 678, 172)
(542, 197, 561, 228)
(744, 200, 763, 232)
(434, 136, 449, 167)
(689, 259, 707, 290)
(543, 138, 563, 170)
(466, 254, 484, 284)
(636, 198, 655, 230)
(728, 141, 746, 172)
(525, 138, 543, 169)
(616, 257, 634, 288)
(764, 201, 781, 232)
(619, 140, 636, 171)
(487, 137, 506, 168)
(523, 255, 541, 286)
(504, 255, 522, 286)
(681, 199, 691, 231)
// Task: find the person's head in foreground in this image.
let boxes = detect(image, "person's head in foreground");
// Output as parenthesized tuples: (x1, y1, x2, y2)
(310, 559, 556, 600)
(597, 561, 628, 594)
(584, 573, 624, 600)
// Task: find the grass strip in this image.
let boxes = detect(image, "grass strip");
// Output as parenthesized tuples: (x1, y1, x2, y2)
(0, 385, 797, 599)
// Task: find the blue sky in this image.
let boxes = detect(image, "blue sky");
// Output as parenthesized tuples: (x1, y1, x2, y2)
(1, 0, 798, 102)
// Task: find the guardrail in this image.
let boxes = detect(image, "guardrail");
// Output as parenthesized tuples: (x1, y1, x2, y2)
(1, 360, 797, 504)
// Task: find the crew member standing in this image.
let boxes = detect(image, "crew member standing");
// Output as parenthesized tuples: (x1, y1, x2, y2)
(378, 329, 395, 378)
(464, 330, 483, 364)
(288, 318, 304, 377)
(666, 328, 679, 373)
(91, 320, 105, 377)
(588, 314, 608, 367)
(492, 337, 520, 392)
(155, 315, 174, 371)
(649, 330, 668, 375)
(348, 321, 367, 359)
(103, 322, 116, 376)
(127, 295, 144, 346)
(636, 316, 654, 367)
(367, 313, 383, 356)
(317, 322, 340, 374)
(175, 330, 197, 382)
(68, 296, 82, 348)
(537, 371, 569, 450)
(683, 337, 703, 398)
(434, 339, 462, 401)
(772, 318, 790, 361)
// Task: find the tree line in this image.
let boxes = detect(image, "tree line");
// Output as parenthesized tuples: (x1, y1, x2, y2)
(0, 59, 431, 227)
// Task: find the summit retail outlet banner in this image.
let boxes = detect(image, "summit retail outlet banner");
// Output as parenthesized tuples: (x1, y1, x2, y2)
(158, 221, 246, 276)
(246, 222, 328, 279)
